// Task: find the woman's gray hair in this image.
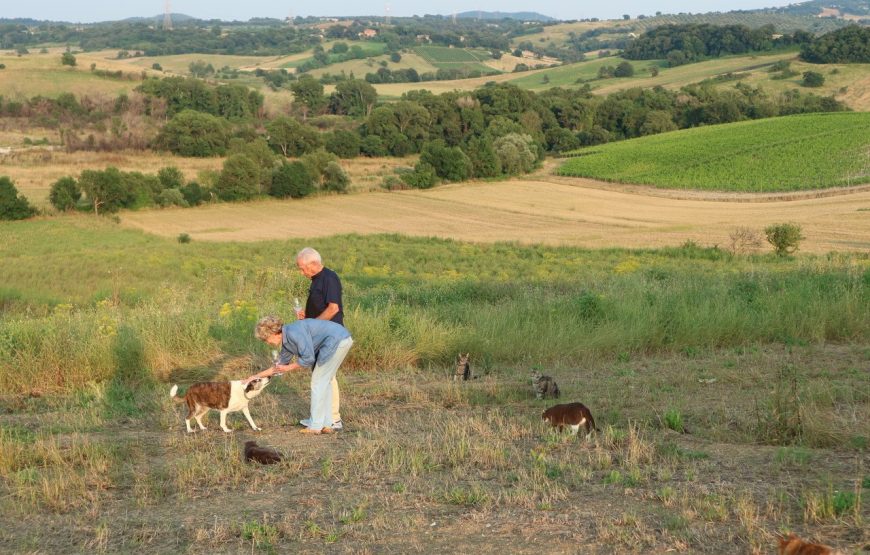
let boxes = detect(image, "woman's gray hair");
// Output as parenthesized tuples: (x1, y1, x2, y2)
(296, 247, 322, 265)
(254, 316, 284, 341)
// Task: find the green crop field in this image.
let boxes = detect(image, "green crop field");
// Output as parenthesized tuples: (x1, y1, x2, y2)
(413, 45, 499, 73)
(558, 112, 870, 192)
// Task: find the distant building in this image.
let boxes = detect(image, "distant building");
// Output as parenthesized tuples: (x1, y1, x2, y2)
(416, 34, 431, 43)
(359, 28, 378, 38)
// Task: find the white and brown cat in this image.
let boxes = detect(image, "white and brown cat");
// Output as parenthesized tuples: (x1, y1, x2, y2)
(170, 378, 270, 433)
(542, 402, 599, 439)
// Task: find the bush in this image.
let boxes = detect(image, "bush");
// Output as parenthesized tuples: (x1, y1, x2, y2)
(177, 233, 191, 243)
(419, 140, 471, 182)
(403, 162, 438, 189)
(215, 155, 260, 201)
(156, 188, 189, 208)
(61, 52, 76, 66)
(322, 161, 350, 193)
(325, 129, 361, 158)
(270, 161, 315, 198)
(157, 166, 184, 190)
(48, 176, 82, 211)
(360, 135, 388, 157)
(801, 71, 825, 87)
(156, 110, 230, 157)
(180, 182, 208, 206)
(0, 176, 37, 220)
(765, 223, 804, 256)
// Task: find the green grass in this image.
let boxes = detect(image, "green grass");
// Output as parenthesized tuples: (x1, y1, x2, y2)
(558, 112, 870, 192)
(1, 218, 868, 395)
(413, 46, 499, 74)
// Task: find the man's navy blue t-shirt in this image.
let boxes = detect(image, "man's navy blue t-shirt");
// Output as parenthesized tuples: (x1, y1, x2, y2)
(306, 267, 344, 326)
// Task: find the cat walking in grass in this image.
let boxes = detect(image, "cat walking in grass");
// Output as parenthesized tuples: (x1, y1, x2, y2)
(454, 353, 472, 382)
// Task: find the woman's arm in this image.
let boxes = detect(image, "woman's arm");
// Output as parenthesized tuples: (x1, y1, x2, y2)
(244, 361, 303, 384)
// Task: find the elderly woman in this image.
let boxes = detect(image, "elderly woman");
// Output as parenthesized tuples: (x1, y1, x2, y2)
(246, 315, 353, 435)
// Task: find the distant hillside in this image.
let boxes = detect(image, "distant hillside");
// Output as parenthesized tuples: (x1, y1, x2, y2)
(775, 0, 870, 17)
(119, 13, 199, 24)
(455, 11, 555, 22)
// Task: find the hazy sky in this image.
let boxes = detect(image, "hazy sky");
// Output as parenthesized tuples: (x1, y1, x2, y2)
(5, 1, 798, 23)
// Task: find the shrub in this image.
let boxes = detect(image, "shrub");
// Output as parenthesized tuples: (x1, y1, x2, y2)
(0, 176, 37, 220)
(270, 161, 315, 198)
(301, 149, 340, 188)
(801, 71, 825, 87)
(156, 110, 230, 157)
(61, 52, 76, 66)
(403, 162, 438, 189)
(360, 135, 387, 157)
(215, 155, 260, 201)
(78, 167, 130, 215)
(156, 188, 189, 207)
(729, 226, 762, 255)
(177, 233, 191, 243)
(420, 140, 471, 182)
(325, 129, 361, 158)
(152, 63, 163, 71)
(48, 176, 82, 211)
(322, 162, 350, 193)
(614, 61, 635, 77)
(180, 182, 208, 206)
(765, 223, 804, 256)
(157, 166, 184, 190)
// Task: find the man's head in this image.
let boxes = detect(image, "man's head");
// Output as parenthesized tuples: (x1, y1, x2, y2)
(254, 315, 284, 346)
(296, 247, 323, 279)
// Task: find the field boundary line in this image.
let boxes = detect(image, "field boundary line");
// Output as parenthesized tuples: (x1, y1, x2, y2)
(537, 174, 870, 203)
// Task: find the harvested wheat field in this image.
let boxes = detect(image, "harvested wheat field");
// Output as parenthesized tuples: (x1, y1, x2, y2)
(121, 177, 870, 253)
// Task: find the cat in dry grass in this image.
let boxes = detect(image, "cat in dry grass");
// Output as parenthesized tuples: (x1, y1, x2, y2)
(454, 352, 472, 381)
(542, 402, 599, 438)
(531, 371, 560, 400)
(778, 533, 840, 555)
(243, 440, 283, 465)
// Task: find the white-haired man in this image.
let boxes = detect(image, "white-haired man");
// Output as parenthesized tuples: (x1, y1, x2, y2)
(295, 247, 345, 430)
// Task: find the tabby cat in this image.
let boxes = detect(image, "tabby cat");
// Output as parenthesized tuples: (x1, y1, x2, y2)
(531, 372, 560, 399)
(454, 353, 472, 381)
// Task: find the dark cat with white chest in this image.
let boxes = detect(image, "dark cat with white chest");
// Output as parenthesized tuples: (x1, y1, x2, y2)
(542, 402, 599, 439)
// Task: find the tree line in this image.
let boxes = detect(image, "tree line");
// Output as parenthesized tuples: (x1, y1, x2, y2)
(800, 25, 870, 63)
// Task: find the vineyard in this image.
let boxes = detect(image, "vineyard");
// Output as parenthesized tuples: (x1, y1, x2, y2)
(413, 45, 499, 73)
(558, 112, 870, 192)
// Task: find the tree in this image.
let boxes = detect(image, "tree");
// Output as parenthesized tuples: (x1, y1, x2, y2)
(61, 52, 76, 66)
(329, 79, 377, 117)
(390, 52, 402, 63)
(215, 155, 260, 201)
(0, 176, 37, 220)
(271, 161, 314, 198)
(765, 223, 804, 256)
(189, 60, 215, 77)
(465, 136, 501, 177)
(301, 149, 340, 188)
(290, 75, 326, 120)
(157, 110, 230, 157)
(265, 116, 322, 157)
(614, 61, 635, 77)
(801, 71, 825, 87)
(79, 167, 129, 215)
(49, 176, 82, 211)
(325, 130, 361, 158)
(181, 182, 208, 206)
(493, 133, 538, 175)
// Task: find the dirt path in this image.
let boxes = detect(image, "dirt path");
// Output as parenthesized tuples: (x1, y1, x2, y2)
(121, 173, 870, 252)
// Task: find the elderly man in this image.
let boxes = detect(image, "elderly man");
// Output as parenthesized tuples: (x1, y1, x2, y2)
(295, 247, 345, 430)
(247, 316, 353, 435)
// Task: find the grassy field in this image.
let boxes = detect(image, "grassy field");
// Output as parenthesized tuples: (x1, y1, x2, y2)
(559, 113, 870, 193)
(112, 173, 870, 252)
(0, 221, 867, 553)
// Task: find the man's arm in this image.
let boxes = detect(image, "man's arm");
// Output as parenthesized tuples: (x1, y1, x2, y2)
(316, 302, 340, 321)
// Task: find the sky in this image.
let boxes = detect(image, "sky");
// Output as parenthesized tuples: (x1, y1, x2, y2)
(4, 1, 799, 24)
